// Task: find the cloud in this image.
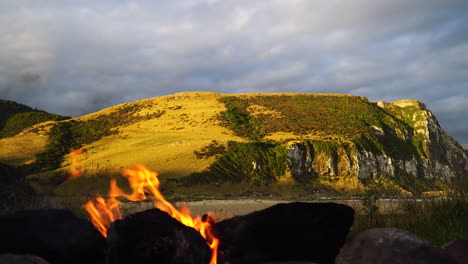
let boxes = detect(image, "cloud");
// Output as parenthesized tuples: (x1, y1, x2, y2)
(0, 0, 467, 146)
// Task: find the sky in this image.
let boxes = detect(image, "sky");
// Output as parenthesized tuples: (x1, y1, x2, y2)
(0, 0, 467, 147)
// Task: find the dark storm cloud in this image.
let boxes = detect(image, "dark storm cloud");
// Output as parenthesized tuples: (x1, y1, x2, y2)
(0, 0, 467, 146)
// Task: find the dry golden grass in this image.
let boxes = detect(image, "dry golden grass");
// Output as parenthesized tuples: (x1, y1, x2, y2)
(0, 120, 57, 166)
(59, 92, 246, 179)
(319, 176, 367, 194)
(0, 131, 48, 166)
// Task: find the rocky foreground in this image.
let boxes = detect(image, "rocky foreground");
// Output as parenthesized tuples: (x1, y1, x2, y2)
(1, 202, 467, 264)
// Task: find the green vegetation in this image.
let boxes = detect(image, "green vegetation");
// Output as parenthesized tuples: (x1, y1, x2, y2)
(360, 188, 379, 220)
(311, 140, 354, 156)
(221, 95, 397, 137)
(187, 142, 287, 185)
(220, 97, 262, 140)
(219, 95, 420, 160)
(383, 103, 431, 157)
(354, 192, 468, 245)
(391, 168, 447, 195)
(0, 99, 70, 138)
(33, 120, 118, 171)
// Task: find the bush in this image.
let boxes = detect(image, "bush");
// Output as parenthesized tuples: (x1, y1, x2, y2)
(186, 142, 287, 185)
(219, 97, 262, 140)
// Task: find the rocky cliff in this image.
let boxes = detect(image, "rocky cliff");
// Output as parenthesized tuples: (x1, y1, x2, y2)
(285, 99, 468, 182)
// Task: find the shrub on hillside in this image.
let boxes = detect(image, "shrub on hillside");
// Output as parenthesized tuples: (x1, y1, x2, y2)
(186, 142, 286, 185)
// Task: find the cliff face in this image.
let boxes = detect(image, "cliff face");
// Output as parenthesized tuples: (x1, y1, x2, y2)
(286, 100, 468, 181)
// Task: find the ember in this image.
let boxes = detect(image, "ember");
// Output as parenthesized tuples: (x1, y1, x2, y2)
(83, 165, 219, 264)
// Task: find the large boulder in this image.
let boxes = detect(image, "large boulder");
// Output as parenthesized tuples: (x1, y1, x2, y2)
(442, 238, 468, 264)
(0, 209, 106, 264)
(106, 208, 211, 264)
(335, 228, 457, 264)
(214, 202, 354, 264)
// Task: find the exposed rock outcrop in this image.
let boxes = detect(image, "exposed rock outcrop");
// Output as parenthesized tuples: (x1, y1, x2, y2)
(285, 100, 468, 182)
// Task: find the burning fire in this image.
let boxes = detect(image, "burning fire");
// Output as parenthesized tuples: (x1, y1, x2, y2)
(83, 165, 219, 264)
(69, 148, 84, 178)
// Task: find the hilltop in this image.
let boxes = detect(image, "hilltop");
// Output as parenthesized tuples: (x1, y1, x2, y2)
(0, 92, 467, 197)
(0, 99, 69, 139)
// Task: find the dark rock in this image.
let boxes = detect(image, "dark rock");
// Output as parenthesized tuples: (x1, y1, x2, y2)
(442, 238, 468, 264)
(0, 254, 50, 264)
(106, 208, 211, 264)
(214, 202, 354, 264)
(0, 209, 106, 264)
(335, 228, 457, 264)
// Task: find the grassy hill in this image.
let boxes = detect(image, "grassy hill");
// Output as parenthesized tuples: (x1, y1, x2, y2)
(0, 92, 465, 198)
(0, 99, 69, 139)
(0, 99, 70, 166)
(0, 92, 246, 195)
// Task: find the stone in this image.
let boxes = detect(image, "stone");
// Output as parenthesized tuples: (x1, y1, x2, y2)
(442, 238, 468, 264)
(106, 208, 211, 264)
(335, 228, 457, 264)
(0, 209, 106, 264)
(214, 202, 354, 264)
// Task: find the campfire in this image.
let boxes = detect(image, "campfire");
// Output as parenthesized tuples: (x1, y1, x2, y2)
(83, 165, 219, 264)
(78, 164, 354, 264)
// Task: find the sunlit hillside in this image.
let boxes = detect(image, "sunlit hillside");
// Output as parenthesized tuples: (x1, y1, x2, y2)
(1, 92, 245, 179)
(0, 92, 370, 177)
(1, 92, 466, 197)
(67, 92, 246, 177)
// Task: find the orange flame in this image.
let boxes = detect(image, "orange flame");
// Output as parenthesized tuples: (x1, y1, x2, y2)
(69, 148, 84, 178)
(83, 165, 219, 264)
